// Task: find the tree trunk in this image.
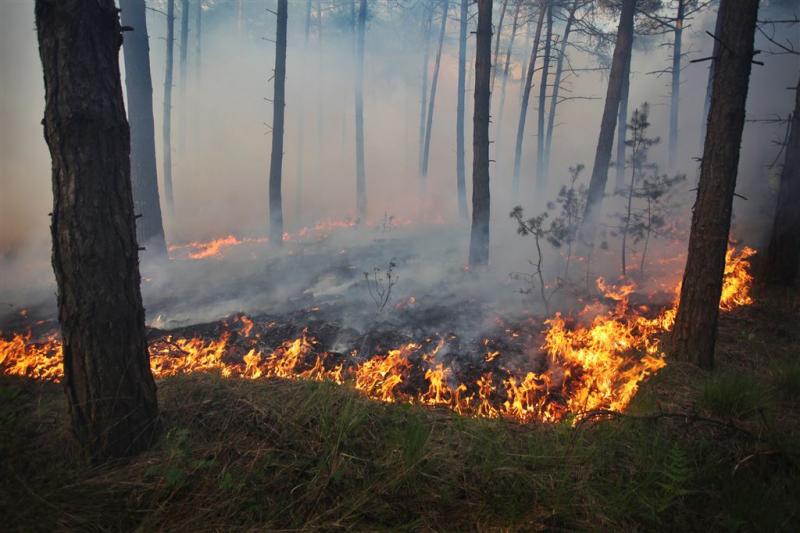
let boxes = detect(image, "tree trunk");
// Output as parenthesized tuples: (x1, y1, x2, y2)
(163, 0, 176, 213)
(671, 0, 759, 369)
(764, 75, 800, 286)
(456, 0, 469, 219)
(355, 0, 367, 220)
(581, 0, 635, 231)
(543, 0, 577, 180)
(35, 0, 159, 460)
(269, 0, 288, 245)
(294, 0, 313, 224)
(195, 0, 202, 79)
(469, 0, 493, 268)
(491, 0, 509, 93)
(614, 49, 632, 192)
(535, 1, 553, 189)
(495, 0, 521, 133)
(700, 5, 723, 156)
(178, 0, 189, 151)
(418, 4, 434, 177)
(119, 0, 167, 256)
(512, 3, 546, 196)
(421, 0, 449, 181)
(668, 0, 685, 169)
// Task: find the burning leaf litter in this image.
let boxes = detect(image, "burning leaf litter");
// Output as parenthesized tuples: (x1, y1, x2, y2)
(1, 247, 756, 423)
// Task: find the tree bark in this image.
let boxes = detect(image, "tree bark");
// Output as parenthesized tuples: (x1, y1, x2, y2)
(269, 0, 288, 245)
(469, 0, 493, 268)
(671, 0, 759, 369)
(119, 0, 167, 256)
(764, 75, 800, 286)
(35, 0, 159, 460)
(456, 0, 469, 219)
(163, 0, 176, 213)
(700, 4, 723, 156)
(543, 0, 577, 181)
(421, 0, 449, 181)
(536, 1, 553, 189)
(355, 0, 367, 220)
(512, 2, 546, 196)
(581, 0, 635, 231)
(668, 0, 685, 169)
(491, 0, 509, 93)
(614, 49, 632, 193)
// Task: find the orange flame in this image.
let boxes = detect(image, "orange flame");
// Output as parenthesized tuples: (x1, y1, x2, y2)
(1, 247, 757, 423)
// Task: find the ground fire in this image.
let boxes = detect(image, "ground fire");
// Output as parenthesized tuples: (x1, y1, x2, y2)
(0, 246, 756, 423)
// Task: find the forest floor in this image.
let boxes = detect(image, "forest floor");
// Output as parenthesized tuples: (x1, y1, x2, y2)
(2, 287, 799, 531)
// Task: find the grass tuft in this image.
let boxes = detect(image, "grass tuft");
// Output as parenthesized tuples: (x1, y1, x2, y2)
(700, 374, 770, 419)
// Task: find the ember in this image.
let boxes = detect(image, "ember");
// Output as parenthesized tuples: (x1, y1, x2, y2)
(0, 248, 756, 423)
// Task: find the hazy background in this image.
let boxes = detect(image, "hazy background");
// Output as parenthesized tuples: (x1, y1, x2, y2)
(1, 0, 798, 322)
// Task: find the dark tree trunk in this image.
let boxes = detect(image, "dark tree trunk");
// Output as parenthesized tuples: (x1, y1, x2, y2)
(421, 0, 449, 181)
(543, 0, 577, 180)
(119, 0, 167, 256)
(512, 3, 546, 196)
(163, 0, 176, 213)
(355, 0, 367, 220)
(668, 0, 685, 169)
(35, 0, 159, 460)
(764, 75, 800, 286)
(456, 0, 469, 219)
(491, 0, 509, 93)
(671, 0, 759, 369)
(469, 0, 493, 268)
(269, 0, 288, 245)
(418, 3, 434, 177)
(581, 0, 635, 230)
(495, 0, 521, 132)
(700, 5, 723, 156)
(614, 49, 632, 192)
(535, 1, 553, 189)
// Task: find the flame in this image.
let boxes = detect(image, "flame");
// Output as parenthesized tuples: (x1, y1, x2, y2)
(1, 247, 757, 423)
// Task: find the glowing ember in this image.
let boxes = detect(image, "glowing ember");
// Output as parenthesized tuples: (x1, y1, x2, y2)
(0, 247, 757, 423)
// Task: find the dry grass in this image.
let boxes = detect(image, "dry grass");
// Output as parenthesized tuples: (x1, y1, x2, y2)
(2, 289, 799, 531)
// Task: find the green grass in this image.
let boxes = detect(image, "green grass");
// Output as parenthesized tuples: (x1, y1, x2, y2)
(2, 370, 799, 532)
(771, 361, 800, 398)
(700, 374, 770, 419)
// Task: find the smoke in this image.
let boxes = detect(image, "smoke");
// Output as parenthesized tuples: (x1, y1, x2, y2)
(1, 1, 797, 331)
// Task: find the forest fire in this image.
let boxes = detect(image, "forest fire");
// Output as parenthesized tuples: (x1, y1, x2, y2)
(0, 247, 756, 423)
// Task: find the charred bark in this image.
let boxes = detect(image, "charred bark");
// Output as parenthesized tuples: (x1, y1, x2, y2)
(421, 0, 449, 181)
(35, 0, 159, 460)
(119, 0, 167, 256)
(668, 0, 685, 169)
(543, 0, 578, 181)
(469, 0, 493, 268)
(355, 0, 367, 220)
(457, 0, 469, 219)
(163, 0, 176, 213)
(269, 0, 288, 245)
(581, 0, 635, 232)
(671, 0, 759, 369)
(512, 2, 546, 196)
(536, 1, 553, 189)
(764, 75, 800, 286)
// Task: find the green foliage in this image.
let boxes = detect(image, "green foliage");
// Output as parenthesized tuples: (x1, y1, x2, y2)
(701, 374, 770, 418)
(771, 361, 800, 398)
